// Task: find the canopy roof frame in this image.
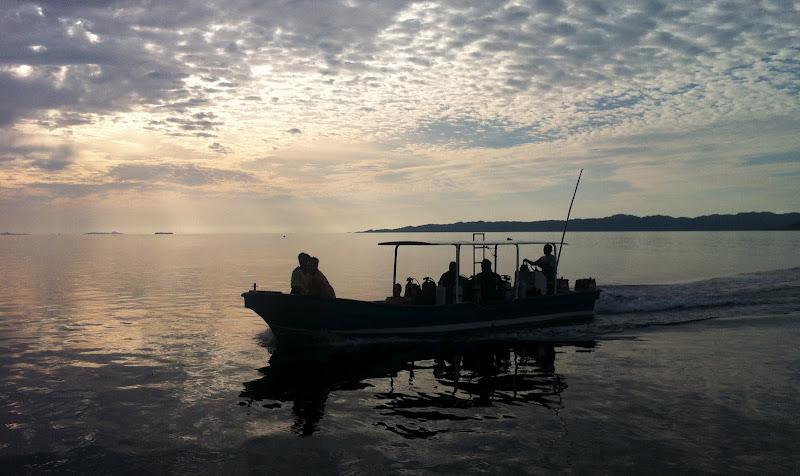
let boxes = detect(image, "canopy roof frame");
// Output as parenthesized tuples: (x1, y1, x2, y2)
(378, 240, 567, 247)
(380, 240, 565, 302)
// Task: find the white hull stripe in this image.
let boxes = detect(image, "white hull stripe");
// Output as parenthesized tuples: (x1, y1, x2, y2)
(314, 311, 592, 335)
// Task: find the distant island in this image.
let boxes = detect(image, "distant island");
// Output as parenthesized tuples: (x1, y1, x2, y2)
(84, 231, 123, 235)
(360, 212, 800, 233)
(154, 232, 174, 235)
(1, 232, 30, 235)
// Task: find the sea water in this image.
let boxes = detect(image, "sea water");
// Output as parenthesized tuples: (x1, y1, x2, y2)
(1, 232, 799, 473)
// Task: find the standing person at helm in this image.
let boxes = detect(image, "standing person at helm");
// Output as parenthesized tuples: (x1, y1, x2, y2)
(524, 244, 556, 295)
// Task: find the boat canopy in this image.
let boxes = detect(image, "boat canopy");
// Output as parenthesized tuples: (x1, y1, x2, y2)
(378, 240, 566, 246)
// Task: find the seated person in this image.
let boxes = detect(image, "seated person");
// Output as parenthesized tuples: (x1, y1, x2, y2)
(291, 252, 312, 295)
(517, 263, 535, 296)
(438, 261, 466, 304)
(385, 283, 405, 304)
(475, 259, 502, 302)
(308, 256, 336, 298)
(524, 244, 556, 296)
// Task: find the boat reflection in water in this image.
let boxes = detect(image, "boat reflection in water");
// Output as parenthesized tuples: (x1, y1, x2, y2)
(240, 339, 595, 437)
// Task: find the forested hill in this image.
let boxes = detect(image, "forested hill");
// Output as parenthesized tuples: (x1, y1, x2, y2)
(360, 212, 800, 233)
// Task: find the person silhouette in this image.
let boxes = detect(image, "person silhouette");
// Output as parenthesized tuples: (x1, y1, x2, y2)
(524, 244, 556, 295)
(291, 252, 311, 295)
(438, 261, 466, 304)
(475, 259, 502, 302)
(308, 256, 335, 298)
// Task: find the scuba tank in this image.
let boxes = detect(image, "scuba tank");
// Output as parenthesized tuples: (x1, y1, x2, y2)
(421, 277, 437, 305)
(471, 277, 481, 304)
(404, 277, 421, 302)
(501, 275, 512, 301)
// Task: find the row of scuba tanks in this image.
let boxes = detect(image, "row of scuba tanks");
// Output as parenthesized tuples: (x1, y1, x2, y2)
(403, 275, 597, 305)
(403, 277, 438, 305)
(404, 275, 515, 305)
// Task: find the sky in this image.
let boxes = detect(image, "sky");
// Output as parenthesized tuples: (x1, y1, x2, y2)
(1, 0, 799, 233)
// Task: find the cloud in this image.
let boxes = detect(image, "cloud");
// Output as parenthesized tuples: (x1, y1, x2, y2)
(534, 0, 566, 15)
(1, 0, 797, 143)
(29, 157, 72, 171)
(37, 112, 95, 128)
(107, 163, 258, 186)
(374, 170, 411, 182)
(409, 117, 550, 148)
(208, 142, 231, 154)
(0, 72, 79, 126)
(0, 141, 74, 171)
(1, 0, 799, 231)
(26, 181, 144, 198)
(742, 151, 800, 166)
(165, 113, 223, 131)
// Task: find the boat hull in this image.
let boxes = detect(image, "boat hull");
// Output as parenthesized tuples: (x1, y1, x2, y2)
(242, 290, 600, 343)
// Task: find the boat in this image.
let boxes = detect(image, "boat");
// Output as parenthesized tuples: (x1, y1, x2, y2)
(242, 239, 600, 345)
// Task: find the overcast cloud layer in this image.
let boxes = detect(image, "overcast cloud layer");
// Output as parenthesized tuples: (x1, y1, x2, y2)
(1, 0, 798, 232)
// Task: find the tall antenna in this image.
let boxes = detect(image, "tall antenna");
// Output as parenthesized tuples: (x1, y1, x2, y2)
(556, 169, 583, 272)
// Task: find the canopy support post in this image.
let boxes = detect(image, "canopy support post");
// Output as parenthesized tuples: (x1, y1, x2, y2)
(392, 245, 399, 291)
(455, 244, 461, 304)
(552, 242, 558, 295)
(514, 244, 520, 299)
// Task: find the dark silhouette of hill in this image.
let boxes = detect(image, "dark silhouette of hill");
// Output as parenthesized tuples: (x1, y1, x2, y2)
(361, 212, 800, 233)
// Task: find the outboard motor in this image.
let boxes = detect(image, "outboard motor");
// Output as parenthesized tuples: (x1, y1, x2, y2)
(405, 277, 421, 303)
(556, 278, 570, 294)
(421, 277, 437, 305)
(575, 277, 596, 292)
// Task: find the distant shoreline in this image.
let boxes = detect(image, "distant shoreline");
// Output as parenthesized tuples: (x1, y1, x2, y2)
(359, 212, 800, 233)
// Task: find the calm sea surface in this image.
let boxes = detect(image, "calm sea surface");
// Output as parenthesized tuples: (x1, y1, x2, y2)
(1, 232, 799, 473)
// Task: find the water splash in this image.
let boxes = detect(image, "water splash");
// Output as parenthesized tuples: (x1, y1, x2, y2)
(596, 267, 800, 315)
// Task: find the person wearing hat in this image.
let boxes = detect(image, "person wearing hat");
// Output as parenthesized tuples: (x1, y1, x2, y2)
(524, 244, 556, 295)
